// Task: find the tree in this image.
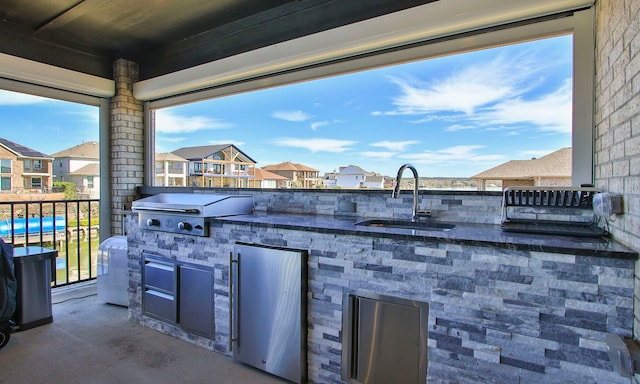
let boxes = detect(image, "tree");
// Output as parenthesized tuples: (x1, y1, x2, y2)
(53, 182, 78, 200)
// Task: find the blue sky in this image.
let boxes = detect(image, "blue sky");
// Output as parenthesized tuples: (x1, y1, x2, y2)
(1, 35, 572, 178)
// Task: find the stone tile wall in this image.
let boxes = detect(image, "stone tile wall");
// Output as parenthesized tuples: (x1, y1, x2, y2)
(126, 213, 634, 384)
(189, 188, 505, 225)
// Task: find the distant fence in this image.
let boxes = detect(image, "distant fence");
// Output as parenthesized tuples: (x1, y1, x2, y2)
(0, 199, 100, 288)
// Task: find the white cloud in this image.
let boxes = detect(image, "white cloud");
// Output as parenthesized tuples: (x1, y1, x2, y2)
(274, 137, 356, 153)
(155, 109, 231, 133)
(474, 79, 572, 133)
(359, 151, 396, 159)
(0, 90, 51, 105)
(310, 121, 329, 130)
(444, 124, 475, 132)
(370, 140, 419, 151)
(208, 139, 246, 146)
(64, 108, 99, 123)
(387, 53, 535, 115)
(160, 137, 186, 143)
(518, 149, 557, 159)
(400, 145, 505, 166)
(271, 110, 311, 122)
(376, 52, 572, 135)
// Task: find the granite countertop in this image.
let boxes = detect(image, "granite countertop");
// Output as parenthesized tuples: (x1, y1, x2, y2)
(214, 212, 638, 259)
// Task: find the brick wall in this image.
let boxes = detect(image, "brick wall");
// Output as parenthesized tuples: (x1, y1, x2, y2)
(593, 1, 640, 374)
(0, 146, 20, 193)
(111, 59, 144, 235)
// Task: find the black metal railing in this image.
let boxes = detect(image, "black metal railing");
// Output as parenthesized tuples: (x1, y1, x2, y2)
(0, 199, 100, 288)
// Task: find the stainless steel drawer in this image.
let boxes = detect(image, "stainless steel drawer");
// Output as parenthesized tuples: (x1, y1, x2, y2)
(144, 289, 176, 323)
(144, 261, 175, 293)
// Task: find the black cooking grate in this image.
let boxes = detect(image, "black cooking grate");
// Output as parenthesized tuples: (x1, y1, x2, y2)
(500, 187, 608, 237)
(502, 187, 595, 209)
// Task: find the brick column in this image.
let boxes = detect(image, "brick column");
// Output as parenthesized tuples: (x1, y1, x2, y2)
(111, 59, 144, 235)
(594, 1, 640, 376)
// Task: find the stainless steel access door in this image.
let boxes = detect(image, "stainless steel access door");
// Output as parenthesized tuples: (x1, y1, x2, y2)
(230, 243, 307, 384)
(342, 291, 429, 384)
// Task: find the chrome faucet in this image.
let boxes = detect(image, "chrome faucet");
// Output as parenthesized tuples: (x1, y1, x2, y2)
(392, 164, 431, 222)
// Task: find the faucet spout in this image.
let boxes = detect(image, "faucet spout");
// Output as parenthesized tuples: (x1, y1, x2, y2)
(392, 164, 420, 222)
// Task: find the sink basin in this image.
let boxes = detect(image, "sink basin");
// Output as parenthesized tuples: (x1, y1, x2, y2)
(354, 219, 455, 231)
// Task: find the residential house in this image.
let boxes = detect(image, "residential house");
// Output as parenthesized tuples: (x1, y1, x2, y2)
(171, 144, 257, 188)
(154, 152, 188, 187)
(322, 172, 337, 189)
(334, 165, 385, 189)
(52, 141, 100, 198)
(471, 148, 572, 191)
(254, 168, 288, 189)
(0, 137, 53, 194)
(262, 162, 320, 189)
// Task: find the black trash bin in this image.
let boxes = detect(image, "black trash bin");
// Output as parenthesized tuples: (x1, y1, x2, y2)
(12, 246, 57, 331)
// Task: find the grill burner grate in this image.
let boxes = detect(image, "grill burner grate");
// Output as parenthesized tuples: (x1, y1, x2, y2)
(500, 187, 608, 237)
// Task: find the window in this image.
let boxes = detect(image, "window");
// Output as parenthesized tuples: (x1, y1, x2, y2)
(0, 177, 10, 191)
(149, 9, 594, 189)
(0, 159, 10, 174)
(168, 162, 183, 173)
(87, 176, 94, 188)
(31, 177, 41, 189)
(33, 160, 42, 170)
(155, 35, 573, 190)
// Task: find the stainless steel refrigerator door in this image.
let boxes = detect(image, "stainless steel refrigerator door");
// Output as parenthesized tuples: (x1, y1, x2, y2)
(231, 244, 306, 384)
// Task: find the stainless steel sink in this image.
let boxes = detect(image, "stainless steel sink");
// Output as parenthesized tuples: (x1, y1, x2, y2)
(354, 219, 455, 231)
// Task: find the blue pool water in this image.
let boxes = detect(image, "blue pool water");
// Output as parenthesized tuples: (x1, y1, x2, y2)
(0, 216, 66, 236)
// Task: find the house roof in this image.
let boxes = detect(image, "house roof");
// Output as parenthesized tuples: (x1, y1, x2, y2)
(338, 165, 374, 176)
(156, 152, 187, 162)
(364, 175, 385, 183)
(171, 144, 256, 164)
(51, 141, 99, 159)
(262, 161, 317, 172)
(472, 148, 571, 180)
(254, 168, 288, 181)
(0, 137, 51, 159)
(69, 163, 100, 176)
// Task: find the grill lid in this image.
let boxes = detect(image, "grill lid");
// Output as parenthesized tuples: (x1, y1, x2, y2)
(132, 193, 254, 217)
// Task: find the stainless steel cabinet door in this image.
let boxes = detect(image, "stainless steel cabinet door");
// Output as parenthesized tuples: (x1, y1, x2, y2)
(231, 244, 307, 384)
(356, 297, 421, 383)
(179, 265, 214, 338)
(342, 291, 429, 384)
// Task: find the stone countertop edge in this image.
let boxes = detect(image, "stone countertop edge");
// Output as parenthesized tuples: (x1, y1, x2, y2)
(212, 212, 638, 260)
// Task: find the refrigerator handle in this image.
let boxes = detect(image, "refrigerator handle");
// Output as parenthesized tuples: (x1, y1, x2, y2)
(228, 251, 238, 352)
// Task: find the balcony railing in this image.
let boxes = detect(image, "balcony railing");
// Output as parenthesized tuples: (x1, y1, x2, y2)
(0, 199, 100, 288)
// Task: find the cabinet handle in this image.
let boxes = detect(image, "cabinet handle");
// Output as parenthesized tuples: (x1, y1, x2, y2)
(228, 251, 238, 352)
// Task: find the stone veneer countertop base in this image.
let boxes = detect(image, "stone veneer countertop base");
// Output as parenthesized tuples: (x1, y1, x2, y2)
(213, 213, 638, 259)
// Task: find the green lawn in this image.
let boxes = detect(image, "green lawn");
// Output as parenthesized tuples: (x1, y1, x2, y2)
(54, 237, 100, 286)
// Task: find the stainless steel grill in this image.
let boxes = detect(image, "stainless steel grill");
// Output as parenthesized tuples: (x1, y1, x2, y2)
(132, 193, 254, 236)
